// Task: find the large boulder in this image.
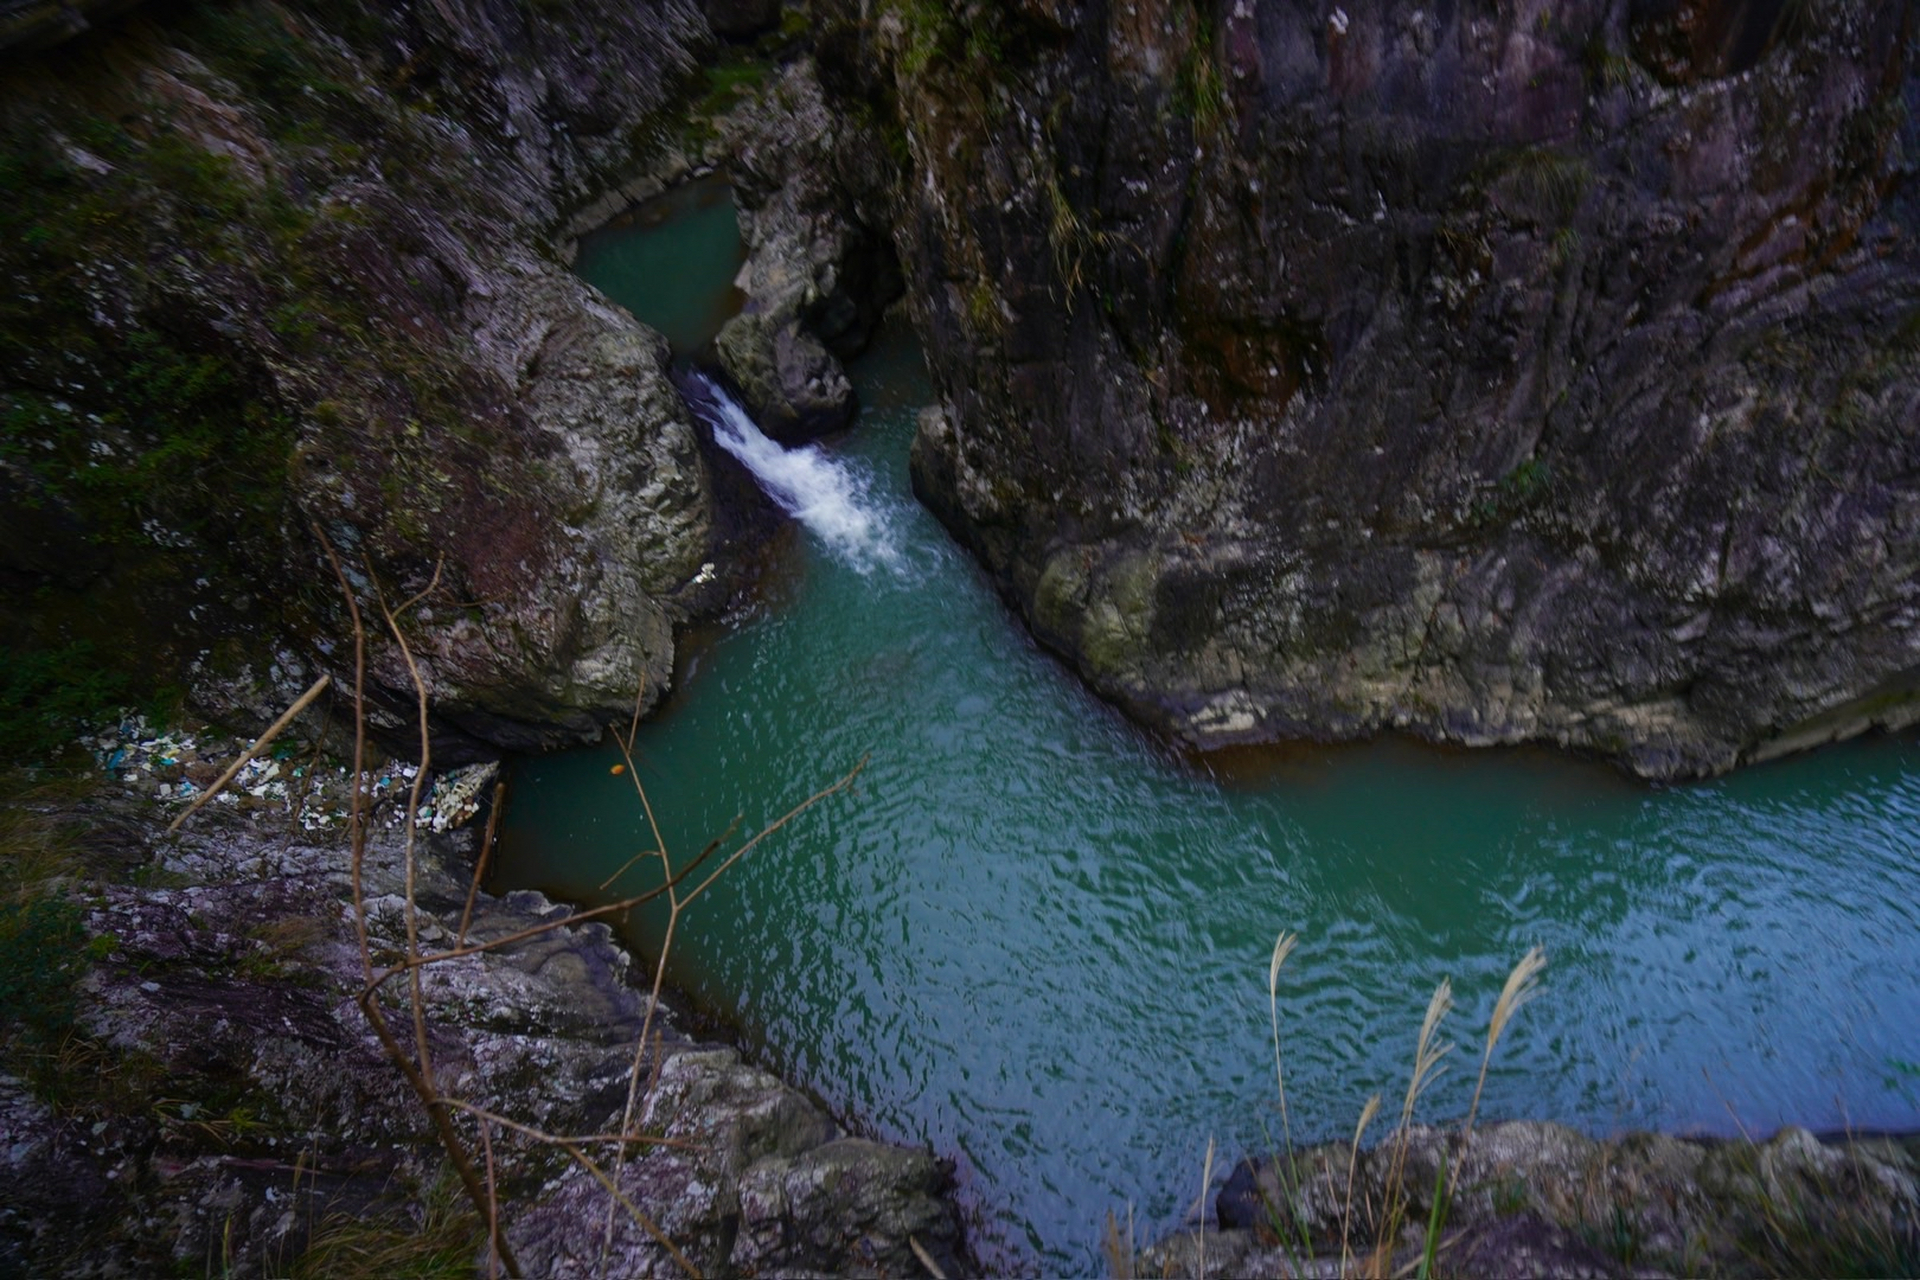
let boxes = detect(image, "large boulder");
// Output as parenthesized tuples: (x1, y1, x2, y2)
(713, 57, 902, 441)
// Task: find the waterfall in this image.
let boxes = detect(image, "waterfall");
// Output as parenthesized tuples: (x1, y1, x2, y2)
(684, 372, 904, 575)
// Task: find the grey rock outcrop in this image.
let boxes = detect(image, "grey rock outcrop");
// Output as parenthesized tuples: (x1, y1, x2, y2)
(822, 0, 1920, 779)
(1141, 1120, 1920, 1278)
(714, 57, 902, 440)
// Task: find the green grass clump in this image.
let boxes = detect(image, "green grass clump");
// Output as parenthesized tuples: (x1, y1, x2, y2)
(0, 892, 89, 1047)
(0, 642, 131, 762)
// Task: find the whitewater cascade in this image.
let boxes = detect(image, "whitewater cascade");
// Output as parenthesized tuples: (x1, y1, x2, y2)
(685, 372, 904, 575)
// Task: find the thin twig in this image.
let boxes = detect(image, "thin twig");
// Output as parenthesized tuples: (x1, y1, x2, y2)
(312, 527, 372, 984)
(481, 1119, 500, 1280)
(355, 980, 523, 1275)
(354, 864, 724, 1007)
(601, 828, 734, 895)
(909, 1234, 948, 1279)
(458, 780, 506, 948)
(437, 1100, 703, 1153)
(599, 723, 868, 1274)
(597, 848, 666, 893)
(165, 674, 331, 834)
(370, 556, 444, 1086)
(613, 714, 671, 892)
(319, 535, 519, 1276)
(682, 758, 866, 908)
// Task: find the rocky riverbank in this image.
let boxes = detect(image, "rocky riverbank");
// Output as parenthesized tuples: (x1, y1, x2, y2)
(0, 731, 965, 1277)
(1140, 1121, 1919, 1278)
(0, 5, 963, 1273)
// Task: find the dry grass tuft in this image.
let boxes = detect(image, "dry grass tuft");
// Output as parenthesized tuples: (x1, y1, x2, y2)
(1220, 939, 1554, 1280)
(1464, 946, 1545, 1141)
(1339, 1094, 1382, 1275)
(1267, 930, 1298, 1158)
(291, 1174, 483, 1280)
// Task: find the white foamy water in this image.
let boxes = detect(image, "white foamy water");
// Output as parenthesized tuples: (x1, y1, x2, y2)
(689, 373, 905, 575)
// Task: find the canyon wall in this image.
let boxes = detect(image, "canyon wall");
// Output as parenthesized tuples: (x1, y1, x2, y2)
(823, 0, 1920, 778)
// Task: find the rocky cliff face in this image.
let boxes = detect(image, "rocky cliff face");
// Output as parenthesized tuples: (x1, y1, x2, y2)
(822, 0, 1920, 778)
(1, 0, 725, 759)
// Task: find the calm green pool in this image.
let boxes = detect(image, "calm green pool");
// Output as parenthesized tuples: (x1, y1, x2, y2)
(573, 173, 744, 356)
(499, 196, 1920, 1274)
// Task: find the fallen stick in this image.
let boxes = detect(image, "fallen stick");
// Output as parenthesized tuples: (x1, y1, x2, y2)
(165, 674, 332, 834)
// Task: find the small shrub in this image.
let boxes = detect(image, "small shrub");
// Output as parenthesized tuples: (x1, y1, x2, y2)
(0, 642, 130, 763)
(0, 892, 89, 1046)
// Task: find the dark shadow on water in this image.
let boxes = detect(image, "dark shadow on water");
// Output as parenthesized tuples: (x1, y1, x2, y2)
(1193, 731, 1648, 799)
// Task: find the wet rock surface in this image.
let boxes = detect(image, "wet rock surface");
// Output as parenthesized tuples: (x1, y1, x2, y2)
(822, 0, 1920, 779)
(0, 772, 965, 1278)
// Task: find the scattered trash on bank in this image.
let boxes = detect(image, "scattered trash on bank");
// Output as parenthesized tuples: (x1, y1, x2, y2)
(88, 712, 499, 834)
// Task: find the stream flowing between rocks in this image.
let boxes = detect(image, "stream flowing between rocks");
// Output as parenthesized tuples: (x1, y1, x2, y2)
(496, 189, 1920, 1274)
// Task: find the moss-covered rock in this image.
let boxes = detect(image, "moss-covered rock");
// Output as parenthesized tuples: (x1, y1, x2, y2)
(0, 0, 725, 760)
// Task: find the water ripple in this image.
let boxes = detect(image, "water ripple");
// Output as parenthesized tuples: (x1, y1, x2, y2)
(497, 349, 1920, 1275)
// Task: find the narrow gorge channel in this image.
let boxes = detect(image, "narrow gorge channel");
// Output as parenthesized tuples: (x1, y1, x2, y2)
(498, 189, 1920, 1274)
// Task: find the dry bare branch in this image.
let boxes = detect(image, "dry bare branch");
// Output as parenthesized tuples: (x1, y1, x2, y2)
(370, 557, 445, 1087)
(319, 535, 521, 1277)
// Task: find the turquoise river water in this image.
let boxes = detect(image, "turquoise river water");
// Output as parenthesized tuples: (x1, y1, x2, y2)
(499, 196, 1920, 1273)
